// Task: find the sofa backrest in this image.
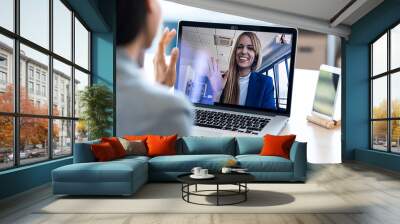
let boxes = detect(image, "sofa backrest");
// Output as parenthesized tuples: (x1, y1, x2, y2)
(235, 137, 263, 155)
(178, 136, 236, 155)
(73, 139, 100, 163)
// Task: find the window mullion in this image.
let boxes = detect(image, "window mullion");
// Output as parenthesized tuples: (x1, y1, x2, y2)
(48, 0, 54, 160)
(71, 11, 76, 155)
(388, 29, 391, 152)
(13, 0, 21, 167)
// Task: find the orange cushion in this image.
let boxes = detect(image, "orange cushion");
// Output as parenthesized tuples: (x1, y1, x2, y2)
(91, 142, 117, 161)
(124, 135, 148, 141)
(101, 137, 127, 158)
(146, 135, 177, 157)
(260, 134, 296, 159)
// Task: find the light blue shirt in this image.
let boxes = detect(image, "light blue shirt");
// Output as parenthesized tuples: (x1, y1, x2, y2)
(116, 49, 193, 136)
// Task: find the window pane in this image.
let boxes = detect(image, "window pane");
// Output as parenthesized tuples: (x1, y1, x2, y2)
(53, 0, 72, 60)
(75, 120, 88, 143)
(278, 60, 288, 109)
(53, 59, 72, 117)
(20, 0, 49, 49)
(74, 69, 89, 118)
(391, 72, 400, 118)
(372, 76, 387, 119)
(0, 34, 14, 112)
(0, 0, 14, 31)
(20, 44, 49, 115)
(20, 117, 49, 165)
(53, 119, 72, 157)
(391, 120, 400, 153)
(391, 24, 400, 70)
(372, 121, 388, 151)
(75, 18, 89, 70)
(0, 116, 13, 170)
(372, 33, 387, 76)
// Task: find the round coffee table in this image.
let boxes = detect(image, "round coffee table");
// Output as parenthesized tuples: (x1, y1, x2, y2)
(177, 173, 255, 206)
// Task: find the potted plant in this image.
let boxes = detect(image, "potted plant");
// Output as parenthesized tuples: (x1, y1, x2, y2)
(79, 84, 113, 140)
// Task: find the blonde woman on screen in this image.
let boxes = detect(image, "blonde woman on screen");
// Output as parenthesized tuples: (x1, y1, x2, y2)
(207, 32, 276, 110)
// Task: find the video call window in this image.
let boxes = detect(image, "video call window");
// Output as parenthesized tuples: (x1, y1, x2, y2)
(176, 26, 293, 112)
(370, 22, 400, 154)
(0, 0, 91, 170)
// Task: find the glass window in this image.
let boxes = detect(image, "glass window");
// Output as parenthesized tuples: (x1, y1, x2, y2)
(28, 81, 34, 93)
(0, 116, 14, 170)
(53, 119, 72, 158)
(0, 0, 91, 170)
(391, 120, 400, 153)
(74, 69, 89, 118)
(20, 0, 49, 49)
(0, 0, 14, 31)
(20, 44, 49, 115)
(53, 0, 72, 60)
(75, 120, 88, 143)
(372, 34, 387, 76)
(278, 60, 288, 108)
(372, 76, 387, 119)
(0, 35, 13, 113)
(19, 117, 49, 165)
(53, 59, 72, 117)
(391, 72, 400, 118)
(391, 24, 400, 70)
(74, 18, 89, 70)
(371, 24, 400, 153)
(372, 121, 388, 151)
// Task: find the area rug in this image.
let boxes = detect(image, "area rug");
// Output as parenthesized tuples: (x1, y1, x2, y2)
(37, 183, 362, 214)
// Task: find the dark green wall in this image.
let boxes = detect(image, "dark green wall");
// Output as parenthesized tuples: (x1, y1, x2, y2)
(343, 0, 400, 171)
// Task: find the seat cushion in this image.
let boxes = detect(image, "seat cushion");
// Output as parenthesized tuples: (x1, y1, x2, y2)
(53, 158, 147, 183)
(236, 155, 293, 172)
(149, 154, 235, 172)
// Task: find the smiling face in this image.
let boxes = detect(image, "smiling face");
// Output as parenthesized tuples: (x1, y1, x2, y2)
(235, 34, 256, 70)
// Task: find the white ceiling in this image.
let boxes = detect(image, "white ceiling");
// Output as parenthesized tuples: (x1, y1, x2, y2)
(226, 0, 352, 22)
(167, 0, 384, 38)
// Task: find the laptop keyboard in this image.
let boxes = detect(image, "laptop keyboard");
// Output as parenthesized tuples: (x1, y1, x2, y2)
(194, 109, 270, 135)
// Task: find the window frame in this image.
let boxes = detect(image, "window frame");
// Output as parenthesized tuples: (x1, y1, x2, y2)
(0, 0, 92, 171)
(370, 20, 400, 154)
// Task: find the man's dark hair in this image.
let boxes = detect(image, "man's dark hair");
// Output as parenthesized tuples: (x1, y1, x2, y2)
(117, 0, 147, 46)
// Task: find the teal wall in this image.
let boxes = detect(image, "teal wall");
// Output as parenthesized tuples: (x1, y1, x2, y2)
(0, 0, 115, 200)
(343, 0, 400, 170)
(0, 158, 72, 199)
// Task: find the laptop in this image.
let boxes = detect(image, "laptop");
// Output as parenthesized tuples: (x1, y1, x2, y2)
(175, 21, 297, 136)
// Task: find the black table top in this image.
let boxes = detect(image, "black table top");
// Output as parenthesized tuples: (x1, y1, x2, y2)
(177, 172, 255, 185)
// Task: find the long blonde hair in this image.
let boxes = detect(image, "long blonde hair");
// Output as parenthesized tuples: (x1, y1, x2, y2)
(221, 32, 262, 104)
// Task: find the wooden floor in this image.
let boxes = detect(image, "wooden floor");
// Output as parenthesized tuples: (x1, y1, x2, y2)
(1, 162, 400, 224)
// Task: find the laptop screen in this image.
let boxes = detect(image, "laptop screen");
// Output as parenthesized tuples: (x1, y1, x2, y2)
(175, 21, 297, 115)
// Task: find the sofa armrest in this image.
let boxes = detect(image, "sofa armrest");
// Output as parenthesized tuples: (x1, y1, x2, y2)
(289, 141, 307, 181)
(73, 140, 100, 163)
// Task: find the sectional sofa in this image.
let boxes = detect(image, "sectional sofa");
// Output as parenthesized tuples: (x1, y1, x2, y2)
(52, 136, 307, 196)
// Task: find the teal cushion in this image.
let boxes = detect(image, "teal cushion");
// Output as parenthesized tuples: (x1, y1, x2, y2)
(236, 155, 293, 172)
(73, 139, 101, 163)
(235, 137, 263, 155)
(149, 154, 235, 172)
(53, 159, 147, 183)
(179, 137, 235, 155)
